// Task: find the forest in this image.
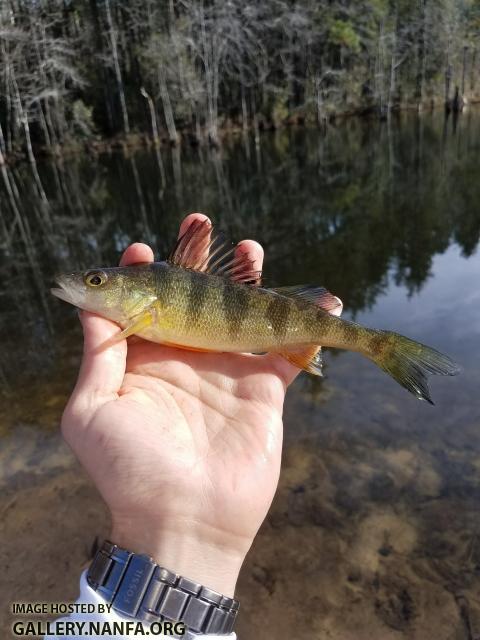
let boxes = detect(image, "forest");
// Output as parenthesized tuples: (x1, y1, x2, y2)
(0, 0, 479, 159)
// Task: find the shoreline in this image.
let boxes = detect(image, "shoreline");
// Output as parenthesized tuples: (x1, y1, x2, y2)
(2, 99, 479, 168)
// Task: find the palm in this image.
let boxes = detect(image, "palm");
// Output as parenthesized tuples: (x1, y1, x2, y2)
(71, 339, 287, 547)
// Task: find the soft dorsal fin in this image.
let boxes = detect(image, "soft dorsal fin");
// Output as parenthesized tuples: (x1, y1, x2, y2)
(271, 285, 341, 312)
(168, 219, 262, 285)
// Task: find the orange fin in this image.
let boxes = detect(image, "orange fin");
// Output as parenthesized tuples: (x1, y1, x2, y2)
(168, 219, 262, 285)
(271, 285, 341, 312)
(277, 345, 323, 376)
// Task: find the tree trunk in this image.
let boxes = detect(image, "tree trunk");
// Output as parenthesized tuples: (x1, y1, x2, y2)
(157, 65, 178, 144)
(140, 87, 166, 185)
(415, 0, 427, 109)
(141, 87, 160, 143)
(444, 44, 452, 104)
(11, 73, 50, 213)
(89, 0, 115, 132)
(241, 84, 248, 134)
(470, 48, 476, 93)
(105, 0, 130, 134)
(0, 122, 6, 157)
(387, 11, 398, 114)
(461, 46, 468, 96)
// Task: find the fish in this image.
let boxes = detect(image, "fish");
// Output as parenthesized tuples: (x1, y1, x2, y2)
(51, 219, 459, 404)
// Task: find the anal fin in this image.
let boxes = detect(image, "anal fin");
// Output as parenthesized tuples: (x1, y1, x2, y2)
(277, 345, 323, 376)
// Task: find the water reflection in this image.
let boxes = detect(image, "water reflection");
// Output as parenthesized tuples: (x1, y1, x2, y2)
(1, 113, 479, 392)
(1, 109, 479, 443)
(1, 111, 479, 638)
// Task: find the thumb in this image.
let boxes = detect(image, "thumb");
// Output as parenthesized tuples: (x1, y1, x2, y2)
(66, 311, 127, 421)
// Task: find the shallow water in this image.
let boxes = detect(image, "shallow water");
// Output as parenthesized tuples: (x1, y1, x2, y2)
(0, 111, 479, 638)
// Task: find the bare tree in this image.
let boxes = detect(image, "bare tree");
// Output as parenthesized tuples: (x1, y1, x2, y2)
(103, 0, 130, 134)
(0, 0, 478, 159)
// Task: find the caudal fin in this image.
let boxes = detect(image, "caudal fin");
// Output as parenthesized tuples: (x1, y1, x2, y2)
(366, 331, 460, 404)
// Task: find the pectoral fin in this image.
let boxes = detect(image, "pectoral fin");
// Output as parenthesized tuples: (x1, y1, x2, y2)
(96, 308, 154, 351)
(116, 311, 154, 340)
(277, 345, 323, 376)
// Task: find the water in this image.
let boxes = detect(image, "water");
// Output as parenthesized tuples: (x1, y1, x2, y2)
(1, 111, 479, 638)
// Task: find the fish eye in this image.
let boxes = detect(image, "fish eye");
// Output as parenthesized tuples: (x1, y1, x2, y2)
(84, 270, 107, 287)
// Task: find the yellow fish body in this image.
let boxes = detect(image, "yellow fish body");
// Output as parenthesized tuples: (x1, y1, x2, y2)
(52, 220, 459, 403)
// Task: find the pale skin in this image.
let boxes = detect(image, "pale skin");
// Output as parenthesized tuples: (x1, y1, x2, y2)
(62, 213, 342, 598)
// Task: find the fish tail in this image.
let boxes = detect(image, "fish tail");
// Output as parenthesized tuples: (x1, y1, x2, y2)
(363, 330, 460, 404)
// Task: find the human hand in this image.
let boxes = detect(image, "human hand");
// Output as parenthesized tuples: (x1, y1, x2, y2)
(61, 213, 343, 596)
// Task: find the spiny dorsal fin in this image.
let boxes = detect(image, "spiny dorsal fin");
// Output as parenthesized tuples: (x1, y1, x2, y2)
(168, 219, 262, 285)
(271, 285, 341, 312)
(277, 345, 323, 376)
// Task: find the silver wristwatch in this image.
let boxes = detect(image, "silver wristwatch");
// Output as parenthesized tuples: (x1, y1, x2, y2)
(87, 541, 239, 637)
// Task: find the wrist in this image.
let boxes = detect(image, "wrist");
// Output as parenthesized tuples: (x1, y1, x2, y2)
(88, 539, 241, 635)
(110, 515, 251, 597)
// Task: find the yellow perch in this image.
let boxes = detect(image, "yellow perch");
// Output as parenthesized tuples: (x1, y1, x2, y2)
(51, 219, 459, 403)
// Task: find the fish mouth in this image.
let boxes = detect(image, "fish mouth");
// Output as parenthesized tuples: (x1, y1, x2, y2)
(50, 286, 72, 303)
(50, 275, 86, 307)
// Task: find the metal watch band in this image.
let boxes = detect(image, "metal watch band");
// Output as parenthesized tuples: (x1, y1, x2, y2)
(86, 540, 239, 635)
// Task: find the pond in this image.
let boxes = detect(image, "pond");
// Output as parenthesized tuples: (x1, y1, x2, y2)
(1, 111, 479, 639)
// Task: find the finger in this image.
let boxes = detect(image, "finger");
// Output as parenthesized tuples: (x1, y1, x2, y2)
(235, 239, 264, 285)
(66, 311, 127, 420)
(120, 242, 154, 266)
(177, 213, 212, 269)
(329, 297, 343, 318)
(267, 296, 344, 387)
(178, 212, 211, 238)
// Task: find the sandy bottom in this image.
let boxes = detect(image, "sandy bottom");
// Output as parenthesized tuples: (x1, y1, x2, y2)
(1, 431, 479, 640)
